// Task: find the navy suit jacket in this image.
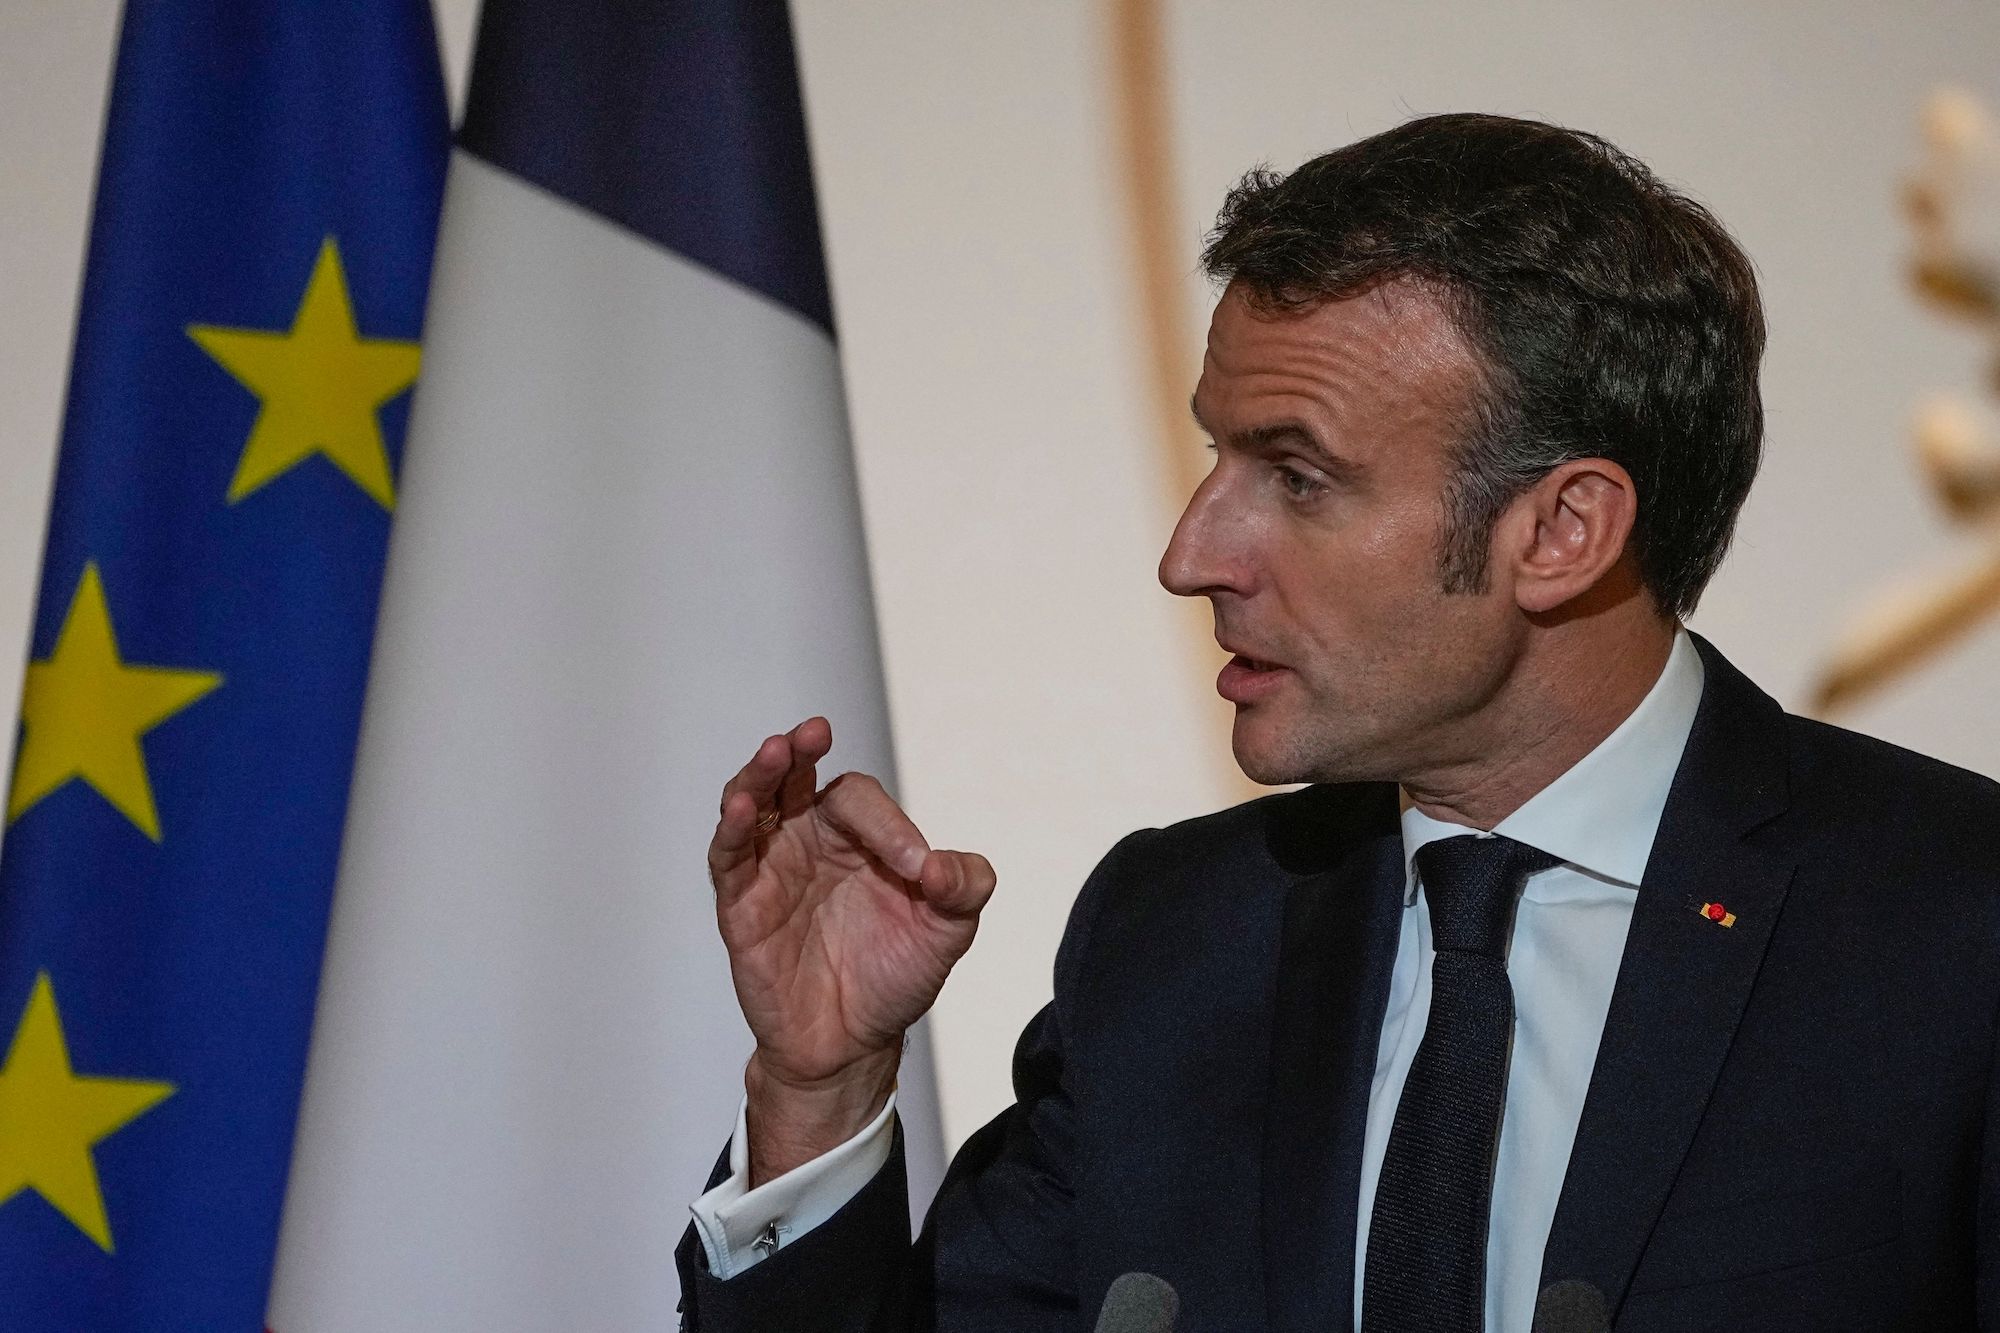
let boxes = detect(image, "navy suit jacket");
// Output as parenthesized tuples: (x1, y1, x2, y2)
(676, 636, 2000, 1330)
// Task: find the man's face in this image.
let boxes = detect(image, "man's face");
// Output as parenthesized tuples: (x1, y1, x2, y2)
(1160, 279, 1526, 786)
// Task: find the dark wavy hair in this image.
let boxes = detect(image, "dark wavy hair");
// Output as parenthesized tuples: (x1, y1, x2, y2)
(1201, 112, 1765, 620)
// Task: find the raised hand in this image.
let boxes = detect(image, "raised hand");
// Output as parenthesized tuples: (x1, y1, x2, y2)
(708, 716, 995, 1182)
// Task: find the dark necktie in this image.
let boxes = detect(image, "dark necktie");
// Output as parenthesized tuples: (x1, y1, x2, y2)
(1361, 833, 1561, 1333)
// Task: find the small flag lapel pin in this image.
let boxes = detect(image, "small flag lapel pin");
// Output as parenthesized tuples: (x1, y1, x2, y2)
(1697, 901, 1737, 928)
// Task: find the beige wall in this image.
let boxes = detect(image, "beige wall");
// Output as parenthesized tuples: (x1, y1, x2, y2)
(6, 1, 1998, 1148)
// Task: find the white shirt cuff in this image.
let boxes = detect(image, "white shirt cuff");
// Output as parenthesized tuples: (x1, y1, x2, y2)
(688, 1089, 899, 1279)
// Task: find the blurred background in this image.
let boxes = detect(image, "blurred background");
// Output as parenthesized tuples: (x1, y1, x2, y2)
(7, 0, 2000, 1180)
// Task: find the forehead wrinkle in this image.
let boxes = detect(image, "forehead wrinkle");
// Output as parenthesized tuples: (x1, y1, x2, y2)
(1223, 286, 1480, 452)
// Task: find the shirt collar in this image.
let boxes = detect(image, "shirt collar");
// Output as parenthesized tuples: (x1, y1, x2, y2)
(1397, 628, 1706, 902)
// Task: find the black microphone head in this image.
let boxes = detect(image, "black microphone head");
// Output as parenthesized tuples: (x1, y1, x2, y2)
(1092, 1272, 1180, 1333)
(1533, 1278, 1610, 1333)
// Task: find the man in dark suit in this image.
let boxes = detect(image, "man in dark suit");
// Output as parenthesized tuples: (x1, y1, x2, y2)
(676, 114, 2000, 1331)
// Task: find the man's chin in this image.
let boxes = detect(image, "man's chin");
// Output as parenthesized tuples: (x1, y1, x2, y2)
(1229, 717, 1313, 788)
(1230, 709, 1375, 788)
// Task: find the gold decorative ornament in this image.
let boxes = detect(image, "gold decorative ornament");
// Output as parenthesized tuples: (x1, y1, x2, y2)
(1107, 0, 1266, 799)
(1812, 88, 2000, 714)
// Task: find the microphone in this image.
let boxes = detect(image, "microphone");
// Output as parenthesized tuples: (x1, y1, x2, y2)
(1092, 1272, 1180, 1333)
(1533, 1279, 1610, 1333)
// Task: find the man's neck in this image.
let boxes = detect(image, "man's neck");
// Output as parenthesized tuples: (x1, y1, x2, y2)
(1401, 618, 1679, 830)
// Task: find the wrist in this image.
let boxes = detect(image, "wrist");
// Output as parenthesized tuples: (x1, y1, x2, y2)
(744, 1046, 900, 1187)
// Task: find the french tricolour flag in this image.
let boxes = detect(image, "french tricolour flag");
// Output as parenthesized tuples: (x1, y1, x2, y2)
(266, 3, 945, 1326)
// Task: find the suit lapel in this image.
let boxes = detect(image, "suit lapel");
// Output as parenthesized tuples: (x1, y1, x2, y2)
(1259, 784, 1405, 1333)
(1540, 635, 1798, 1314)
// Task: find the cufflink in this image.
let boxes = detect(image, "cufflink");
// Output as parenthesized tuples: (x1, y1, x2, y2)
(752, 1221, 785, 1256)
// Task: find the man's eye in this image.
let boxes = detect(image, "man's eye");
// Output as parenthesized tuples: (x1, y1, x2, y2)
(1278, 465, 1325, 500)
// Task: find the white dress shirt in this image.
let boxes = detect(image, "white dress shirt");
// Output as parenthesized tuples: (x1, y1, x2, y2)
(694, 630, 1706, 1323)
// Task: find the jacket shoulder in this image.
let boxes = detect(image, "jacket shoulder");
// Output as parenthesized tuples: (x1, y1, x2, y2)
(1774, 713, 2000, 948)
(1781, 713, 2000, 848)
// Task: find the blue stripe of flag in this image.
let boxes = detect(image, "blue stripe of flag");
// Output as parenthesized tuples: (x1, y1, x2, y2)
(457, 0, 836, 333)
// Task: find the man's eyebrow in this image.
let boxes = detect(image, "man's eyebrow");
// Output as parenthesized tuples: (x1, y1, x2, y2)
(1240, 422, 1367, 480)
(1190, 396, 1365, 479)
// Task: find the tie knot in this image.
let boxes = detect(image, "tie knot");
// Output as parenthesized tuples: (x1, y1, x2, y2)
(1413, 834, 1561, 958)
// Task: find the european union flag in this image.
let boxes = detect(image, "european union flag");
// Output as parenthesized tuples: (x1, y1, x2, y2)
(0, 3, 446, 1326)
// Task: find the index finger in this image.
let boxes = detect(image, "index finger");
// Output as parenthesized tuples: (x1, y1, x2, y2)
(817, 772, 929, 882)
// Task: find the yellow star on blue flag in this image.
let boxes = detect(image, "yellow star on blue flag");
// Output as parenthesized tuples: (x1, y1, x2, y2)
(190, 237, 422, 509)
(0, 973, 174, 1252)
(8, 563, 221, 841)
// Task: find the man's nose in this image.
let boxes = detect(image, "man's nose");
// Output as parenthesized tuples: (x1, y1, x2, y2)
(1159, 472, 1238, 598)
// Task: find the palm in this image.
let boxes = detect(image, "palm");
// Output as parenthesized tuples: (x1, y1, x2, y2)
(724, 806, 968, 1079)
(708, 720, 993, 1090)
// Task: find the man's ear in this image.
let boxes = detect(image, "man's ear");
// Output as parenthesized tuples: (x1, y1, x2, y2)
(1505, 458, 1640, 615)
